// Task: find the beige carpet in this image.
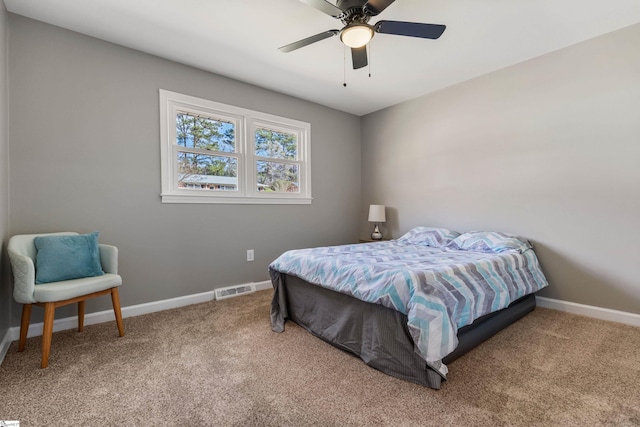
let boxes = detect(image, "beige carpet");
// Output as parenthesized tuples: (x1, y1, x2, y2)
(1, 290, 639, 426)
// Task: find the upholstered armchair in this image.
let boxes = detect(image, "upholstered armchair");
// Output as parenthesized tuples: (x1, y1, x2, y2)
(8, 232, 124, 368)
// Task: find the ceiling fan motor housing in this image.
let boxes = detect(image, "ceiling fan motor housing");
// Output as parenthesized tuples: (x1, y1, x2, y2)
(336, 0, 368, 11)
(337, 0, 372, 25)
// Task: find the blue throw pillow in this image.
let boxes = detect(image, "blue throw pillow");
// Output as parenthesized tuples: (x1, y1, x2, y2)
(34, 232, 105, 284)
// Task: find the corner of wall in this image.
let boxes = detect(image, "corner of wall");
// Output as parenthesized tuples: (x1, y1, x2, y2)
(0, 1, 12, 350)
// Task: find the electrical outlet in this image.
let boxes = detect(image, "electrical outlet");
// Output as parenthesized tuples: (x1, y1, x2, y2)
(247, 249, 254, 262)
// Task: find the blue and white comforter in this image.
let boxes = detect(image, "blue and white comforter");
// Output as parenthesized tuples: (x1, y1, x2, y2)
(269, 240, 548, 369)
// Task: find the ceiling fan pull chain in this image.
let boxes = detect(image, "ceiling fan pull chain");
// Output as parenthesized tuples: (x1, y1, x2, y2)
(343, 44, 347, 87)
(368, 42, 372, 78)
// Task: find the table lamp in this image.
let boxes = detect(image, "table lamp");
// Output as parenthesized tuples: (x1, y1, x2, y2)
(368, 204, 386, 240)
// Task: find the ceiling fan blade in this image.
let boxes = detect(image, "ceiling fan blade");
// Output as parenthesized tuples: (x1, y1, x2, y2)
(299, 0, 344, 17)
(278, 30, 339, 53)
(351, 46, 368, 69)
(363, 0, 396, 16)
(375, 21, 446, 39)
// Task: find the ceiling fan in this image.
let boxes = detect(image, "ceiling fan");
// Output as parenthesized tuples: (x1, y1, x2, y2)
(278, 0, 446, 70)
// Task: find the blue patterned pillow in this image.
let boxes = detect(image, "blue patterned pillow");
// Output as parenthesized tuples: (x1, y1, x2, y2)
(34, 232, 105, 284)
(397, 226, 461, 248)
(447, 231, 532, 253)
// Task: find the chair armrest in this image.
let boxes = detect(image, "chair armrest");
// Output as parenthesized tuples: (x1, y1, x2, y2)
(99, 244, 119, 274)
(8, 251, 36, 304)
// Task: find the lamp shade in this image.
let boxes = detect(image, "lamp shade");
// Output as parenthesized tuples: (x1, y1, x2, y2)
(368, 205, 386, 222)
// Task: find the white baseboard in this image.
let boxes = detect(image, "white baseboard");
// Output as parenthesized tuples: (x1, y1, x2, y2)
(254, 280, 273, 292)
(3, 280, 274, 347)
(1, 287, 635, 364)
(536, 296, 640, 327)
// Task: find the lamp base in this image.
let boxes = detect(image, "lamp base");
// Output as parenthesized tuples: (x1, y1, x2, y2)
(371, 224, 383, 240)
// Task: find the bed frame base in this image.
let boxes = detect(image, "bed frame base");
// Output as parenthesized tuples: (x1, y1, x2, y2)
(271, 273, 536, 389)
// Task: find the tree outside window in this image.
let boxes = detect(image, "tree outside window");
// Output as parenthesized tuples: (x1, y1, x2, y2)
(255, 128, 299, 193)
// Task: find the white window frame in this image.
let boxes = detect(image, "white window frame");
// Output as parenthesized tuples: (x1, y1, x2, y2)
(160, 90, 312, 204)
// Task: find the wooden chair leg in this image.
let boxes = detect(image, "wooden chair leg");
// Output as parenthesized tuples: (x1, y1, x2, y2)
(19, 304, 32, 352)
(41, 302, 55, 369)
(111, 287, 125, 337)
(78, 300, 85, 332)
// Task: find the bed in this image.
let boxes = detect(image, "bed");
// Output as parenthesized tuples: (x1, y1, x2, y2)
(269, 227, 549, 389)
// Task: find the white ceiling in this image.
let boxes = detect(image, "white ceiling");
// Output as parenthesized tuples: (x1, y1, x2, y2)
(4, 0, 640, 116)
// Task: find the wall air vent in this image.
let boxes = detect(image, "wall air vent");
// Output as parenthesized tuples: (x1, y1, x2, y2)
(214, 283, 256, 300)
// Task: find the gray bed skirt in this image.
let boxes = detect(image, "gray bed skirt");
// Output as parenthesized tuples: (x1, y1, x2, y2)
(270, 268, 536, 389)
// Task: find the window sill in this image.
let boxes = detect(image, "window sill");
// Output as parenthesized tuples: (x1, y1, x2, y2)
(161, 193, 313, 205)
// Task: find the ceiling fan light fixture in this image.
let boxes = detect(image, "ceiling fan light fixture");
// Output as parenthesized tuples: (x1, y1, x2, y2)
(340, 24, 374, 48)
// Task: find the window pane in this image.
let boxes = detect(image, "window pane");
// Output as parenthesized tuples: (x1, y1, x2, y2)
(178, 152, 238, 191)
(256, 161, 299, 193)
(176, 113, 235, 153)
(255, 127, 297, 160)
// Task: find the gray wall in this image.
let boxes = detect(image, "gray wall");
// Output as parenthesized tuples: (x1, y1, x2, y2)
(361, 24, 640, 314)
(8, 15, 362, 325)
(0, 3, 10, 341)
(5, 13, 638, 331)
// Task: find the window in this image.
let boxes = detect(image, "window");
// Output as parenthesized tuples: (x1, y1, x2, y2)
(160, 90, 311, 204)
